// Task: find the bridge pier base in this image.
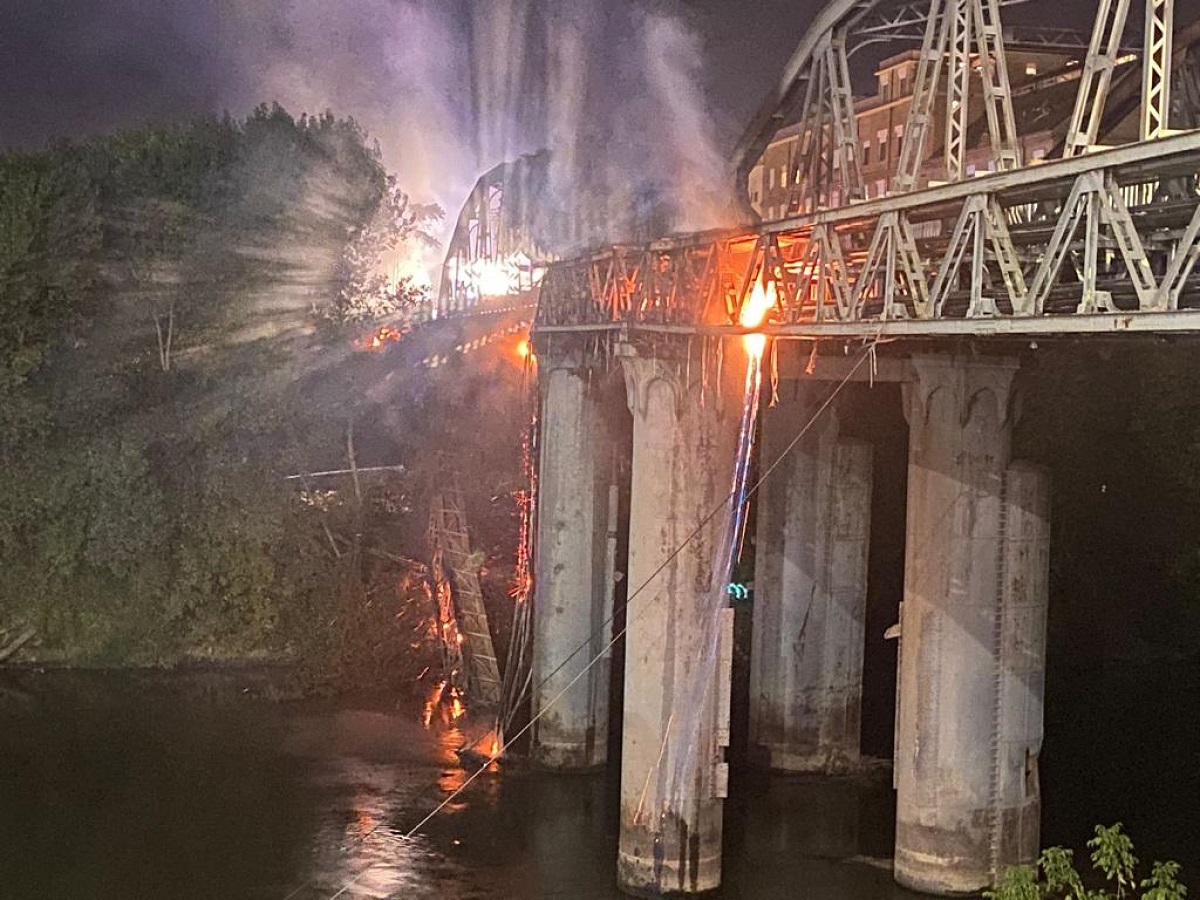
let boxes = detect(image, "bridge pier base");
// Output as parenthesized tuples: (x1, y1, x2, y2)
(749, 387, 873, 774)
(531, 360, 613, 770)
(616, 346, 742, 897)
(895, 354, 1050, 895)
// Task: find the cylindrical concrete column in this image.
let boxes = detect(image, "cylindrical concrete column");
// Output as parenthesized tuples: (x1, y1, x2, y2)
(616, 346, 742, 897)
(531, 362, 611, 769)
(750, 388, 874, 773)
(894, 355, 1050, 895)
(993, 461, 1050, 869)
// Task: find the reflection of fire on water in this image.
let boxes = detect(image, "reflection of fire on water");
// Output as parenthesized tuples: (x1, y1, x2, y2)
(421, 680, 468, 727)
(419, 677, 501, 800)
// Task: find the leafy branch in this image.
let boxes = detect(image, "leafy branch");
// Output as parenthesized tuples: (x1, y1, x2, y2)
(987, 825, 1188, 900)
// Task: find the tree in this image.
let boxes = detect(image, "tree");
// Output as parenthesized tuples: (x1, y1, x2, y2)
(330, 175, 443, 323)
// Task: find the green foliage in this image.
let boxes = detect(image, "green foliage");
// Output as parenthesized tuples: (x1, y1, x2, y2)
(0, 151, 100, 365)
(0, 107, 438, 679)
(330, 176, 442, 323)
(987, 825, 1188, 900)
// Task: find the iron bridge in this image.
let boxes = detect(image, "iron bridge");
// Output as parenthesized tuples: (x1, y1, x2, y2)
(534, 0, 1200, 341)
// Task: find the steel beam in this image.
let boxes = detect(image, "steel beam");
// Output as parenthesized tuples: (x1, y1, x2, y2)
(1142, 0, 1175, 141)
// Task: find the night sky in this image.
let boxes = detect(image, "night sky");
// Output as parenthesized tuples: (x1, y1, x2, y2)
(0, 0, 1112, 218)
(0, 1, 813, 149)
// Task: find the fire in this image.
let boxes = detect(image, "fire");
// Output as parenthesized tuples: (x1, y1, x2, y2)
(447, 251, 543, 301)
(354, 324, 407, 351)
(515, 338, 530, 359)
(423, 679, 448, 728)
(476, 260, 513, 297)
(740, 276, 777, 358)
(449, 687, 465, 720)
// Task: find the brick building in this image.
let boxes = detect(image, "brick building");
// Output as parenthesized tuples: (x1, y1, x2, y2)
(748, 44, 1092, 220)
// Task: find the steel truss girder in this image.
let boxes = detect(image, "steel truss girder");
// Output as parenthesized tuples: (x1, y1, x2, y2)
(851, 211, 931, 319)
(536, 133, 1200, 336)
(788, 30, 864, 213)
(896, 0, 1021, 191)
(930, 194, 1027, 316)
(1143, 0, 1175, 141)
(794, 224, 853, 321)
(1063, 0, 1133, 157)
(1065, 0, 1179, 155)
(733, 0, 1043, 200)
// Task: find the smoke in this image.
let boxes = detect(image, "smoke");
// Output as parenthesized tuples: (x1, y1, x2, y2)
(213, 0, 737, 261)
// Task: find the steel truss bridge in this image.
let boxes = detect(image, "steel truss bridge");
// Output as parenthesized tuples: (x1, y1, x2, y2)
(534, 0, 1200, 341)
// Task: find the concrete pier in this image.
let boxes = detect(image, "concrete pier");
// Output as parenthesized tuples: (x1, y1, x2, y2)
(895, 355, 1050, 895)
(531, 360, 613, 770)
(750, 387, 873, 773)
(616, 344, 743, 896)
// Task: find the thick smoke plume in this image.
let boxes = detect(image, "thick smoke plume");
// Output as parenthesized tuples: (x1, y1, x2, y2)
(217, 0, 738, 261)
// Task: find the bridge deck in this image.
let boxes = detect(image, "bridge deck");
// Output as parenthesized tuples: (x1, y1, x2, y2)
(535, 132, 1200, 341)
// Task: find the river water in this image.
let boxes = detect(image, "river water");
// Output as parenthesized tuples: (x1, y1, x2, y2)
(1, 663, 1195, 899)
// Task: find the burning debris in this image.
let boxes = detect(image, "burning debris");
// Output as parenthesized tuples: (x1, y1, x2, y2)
(353, 323, 409, 351)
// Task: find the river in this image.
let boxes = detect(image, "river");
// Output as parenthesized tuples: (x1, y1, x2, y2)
(1, 662, 1195, 899)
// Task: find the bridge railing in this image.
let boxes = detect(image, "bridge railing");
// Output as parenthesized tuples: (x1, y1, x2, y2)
(536, 132, 1200, 335)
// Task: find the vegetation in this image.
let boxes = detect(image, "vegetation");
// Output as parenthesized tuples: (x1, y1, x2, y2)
(0, 104, 449, 686)
(987, 824, 1188, 900)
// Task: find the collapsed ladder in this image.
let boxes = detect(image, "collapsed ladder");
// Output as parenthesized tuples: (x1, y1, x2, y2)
(428, 485, 503, 706)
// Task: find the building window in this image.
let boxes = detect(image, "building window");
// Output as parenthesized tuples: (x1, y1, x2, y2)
(795, 168, 802, 185)
(898, 71, 908, 96)
(894, 123, 905, 157)
(875, 179, 886, 198)
(1025, 61, 1038, 77)
(877, 128, 889, 161)
(781, 166, 789, 188)
(880, 72, 891, 101)
(769, 169, 775, 189)
(862, 141, 871, 167)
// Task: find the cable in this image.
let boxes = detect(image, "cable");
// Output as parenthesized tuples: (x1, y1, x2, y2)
(296, 338, 877, 900)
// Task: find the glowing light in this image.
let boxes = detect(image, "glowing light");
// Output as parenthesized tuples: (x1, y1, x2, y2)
(354, 324, 406, 352)
(515, 338, 530, 359)
(423, 680, 448, 728)
(739, 276, 777, 358)
(450, 251, 543, 301)
(391, 252, 435, 291)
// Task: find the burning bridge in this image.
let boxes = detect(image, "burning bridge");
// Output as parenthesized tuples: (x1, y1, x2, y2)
(524, 0, 1200, 897)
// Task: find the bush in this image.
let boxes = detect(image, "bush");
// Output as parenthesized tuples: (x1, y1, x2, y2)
(987, 824, 1188, 900)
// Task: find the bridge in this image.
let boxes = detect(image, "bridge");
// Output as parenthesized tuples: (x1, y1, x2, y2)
(521, 0, 1200, 896)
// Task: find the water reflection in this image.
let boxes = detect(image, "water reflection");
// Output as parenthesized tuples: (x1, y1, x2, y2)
(3, 668, 1193, 899)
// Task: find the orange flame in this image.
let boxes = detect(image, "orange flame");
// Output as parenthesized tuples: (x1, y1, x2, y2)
(740, 277, 776, 358)
(354, 324, 407, 352)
